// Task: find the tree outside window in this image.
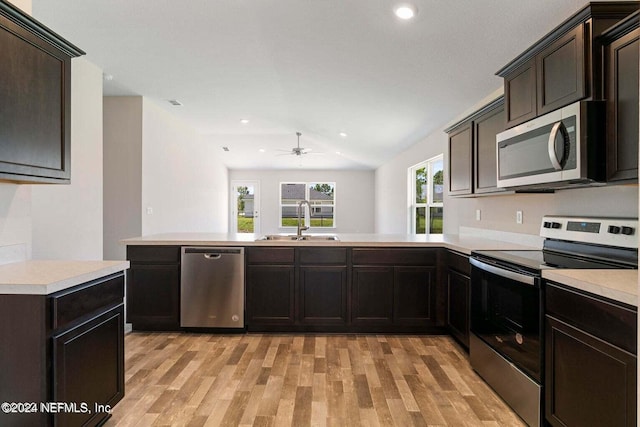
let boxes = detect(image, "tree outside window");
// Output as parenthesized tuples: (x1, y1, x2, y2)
(280, 182, 335, 228)
(409, 155, 443, 234)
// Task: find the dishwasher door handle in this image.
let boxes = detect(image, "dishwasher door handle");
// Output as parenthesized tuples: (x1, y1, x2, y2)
(204, 253, 222, 260)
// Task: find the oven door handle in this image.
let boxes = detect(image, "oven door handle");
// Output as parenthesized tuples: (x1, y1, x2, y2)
(470, 258, 536, 286)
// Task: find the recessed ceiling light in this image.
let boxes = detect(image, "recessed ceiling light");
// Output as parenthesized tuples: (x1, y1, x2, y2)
(339, 132, 348, 138)
(336, 151, 342, 155)
(240, 119, 250, 124)
(393, 3, 418, 20)
(259, 148, 266, 153)
(222, 146, 229, 152)
(168, 99, 183, 106)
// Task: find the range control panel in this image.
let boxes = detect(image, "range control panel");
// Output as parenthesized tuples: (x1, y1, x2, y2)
(540, 216, 638, 249)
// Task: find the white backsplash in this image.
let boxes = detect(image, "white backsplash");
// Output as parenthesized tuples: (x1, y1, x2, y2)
(0, 243, 28, 265)
(459, 226, 544, 249)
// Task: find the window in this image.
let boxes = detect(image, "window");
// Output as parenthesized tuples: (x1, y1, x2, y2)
(409, 155, 443, 234)
(280, 182, 335, 228)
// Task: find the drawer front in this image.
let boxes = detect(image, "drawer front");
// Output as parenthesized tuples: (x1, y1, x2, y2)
(447, 250, 470, 275)
(352, 248, 437, 265)
(546, 282, 637, 354)
(51, 273, 125, 330)
(298, 248, 347, 265)
(246, 247, 295, 264)
(127, 245, 180, 263)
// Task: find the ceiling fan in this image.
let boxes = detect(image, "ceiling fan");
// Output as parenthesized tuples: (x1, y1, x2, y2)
(277, 132, 323, 156)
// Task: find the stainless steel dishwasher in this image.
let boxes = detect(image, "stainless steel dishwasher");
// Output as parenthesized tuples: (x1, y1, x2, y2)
(180, 247, 244, 328)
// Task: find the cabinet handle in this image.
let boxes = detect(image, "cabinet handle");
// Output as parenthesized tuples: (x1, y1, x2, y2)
(548, 121, 568, 171)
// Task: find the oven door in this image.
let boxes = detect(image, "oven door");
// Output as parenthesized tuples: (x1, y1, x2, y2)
(470, 257, 542, 382)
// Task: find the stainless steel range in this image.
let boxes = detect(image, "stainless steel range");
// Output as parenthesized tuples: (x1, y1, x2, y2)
(469, 216, 638, 427)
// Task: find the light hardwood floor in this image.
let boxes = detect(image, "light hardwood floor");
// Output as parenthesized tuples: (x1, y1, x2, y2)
(106, 333, 526, 427)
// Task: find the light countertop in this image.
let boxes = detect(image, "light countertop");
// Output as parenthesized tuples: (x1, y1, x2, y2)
(122, 232, 539, 255)
(0, 260, 130, 295)
(542, 269, 638, 307)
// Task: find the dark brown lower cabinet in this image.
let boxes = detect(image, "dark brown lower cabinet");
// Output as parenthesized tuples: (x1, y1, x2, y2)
(351, 248, 439, 332)
(352, 266, 394, 325)
(53, 305, 125, 427)
(394, 266, 436, 325)
(246, 247, 439, 333)
(246, 247, 296, 331)
(0, 272, 125, 427)
(446, 250, 471, 349)
(447, 269, 470, 348)
(299, 266, 347, 326)
(126, 246, 181, 331)
(246, 265, 295, 327)
(545, 282, 637, 427)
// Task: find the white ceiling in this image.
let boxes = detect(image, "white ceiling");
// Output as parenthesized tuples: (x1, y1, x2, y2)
(32, 0, 593, 170)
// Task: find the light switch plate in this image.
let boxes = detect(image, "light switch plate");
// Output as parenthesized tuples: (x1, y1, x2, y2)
(476, 209, 481, 221)
(516, 210, 523, 224)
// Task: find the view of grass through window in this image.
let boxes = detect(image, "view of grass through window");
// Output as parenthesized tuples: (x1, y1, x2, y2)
(411, 155, 444, 234)
(280, 182, 335, 228)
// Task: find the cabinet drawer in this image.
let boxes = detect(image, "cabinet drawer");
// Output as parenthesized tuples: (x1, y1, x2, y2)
(447, 250, 470, 275)
(51, 273, 125, 330)
(352, 248, 436, 265)
(127, 245, 180, 263)
(546, 282, 637, 354)
(298, 248, 347, 265)
(246, 247, 295, 264)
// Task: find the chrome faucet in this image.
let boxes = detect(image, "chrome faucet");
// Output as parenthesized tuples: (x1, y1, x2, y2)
(297, 200, 310, 238)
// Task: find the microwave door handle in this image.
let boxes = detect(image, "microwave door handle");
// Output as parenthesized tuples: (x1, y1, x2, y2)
(470, 258, 536, 286)
(548, 122, 564, 170)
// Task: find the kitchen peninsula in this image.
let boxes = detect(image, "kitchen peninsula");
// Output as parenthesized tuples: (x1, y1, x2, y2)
(123, 232, 637, 336)
(0, 260, 129, 427)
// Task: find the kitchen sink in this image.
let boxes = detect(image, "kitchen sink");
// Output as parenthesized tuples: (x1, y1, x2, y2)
(256, 234, 339, 241)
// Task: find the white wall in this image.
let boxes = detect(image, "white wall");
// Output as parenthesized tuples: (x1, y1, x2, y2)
(31, 59, 104, 260)
(375, 88, 639, 236)
(228, 169, 375, 234)
(103, 97, 143, 260)
(0, 185, 31, 264)
(141, 99, 228, 235)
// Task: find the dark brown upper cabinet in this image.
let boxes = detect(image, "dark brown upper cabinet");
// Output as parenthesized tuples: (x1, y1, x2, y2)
(497, 2, 638, 129)
(0, 1, 84, 184)
(601, 11, 639, 183)
(447, 121, 473, 196)
(447, 97, 505, 197)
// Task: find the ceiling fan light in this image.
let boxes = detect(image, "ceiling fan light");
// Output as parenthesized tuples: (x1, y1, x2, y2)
(394, 3, 417, 20)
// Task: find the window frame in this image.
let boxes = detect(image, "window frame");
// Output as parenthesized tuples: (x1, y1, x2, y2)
(279, 181, 336, 229)
(408, 154, 444, 234)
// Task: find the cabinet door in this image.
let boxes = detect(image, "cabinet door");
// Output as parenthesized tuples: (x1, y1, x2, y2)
(545, 315, 636, 427)
(299, 266, 347, 326)
(536, 25, 586, 115)
(448, 122, 473, 196)
(0, 10, 75, 183)
(605, 28, 639, 182)
(474, 101, 505, 194)
(53, 304, 125, 427)
(246, 265, 295, 328)
(352, 266, 394, 325)
(447, 269, 470, 349)
(393, 266, 436, 325)
(127, 264, 180, 330)
(504, 59, 537, 128)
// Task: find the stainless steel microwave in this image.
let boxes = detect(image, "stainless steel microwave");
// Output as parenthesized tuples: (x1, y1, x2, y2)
(496, 101, 606, 190)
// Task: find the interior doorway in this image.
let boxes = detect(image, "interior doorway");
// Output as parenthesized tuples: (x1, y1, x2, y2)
(230, 181, 260, 234)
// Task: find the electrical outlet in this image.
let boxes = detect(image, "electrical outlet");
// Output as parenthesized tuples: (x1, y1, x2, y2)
(476, 209, 481, 221)
(146, 207, 153, 215)
(516, 210, 523, 224)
